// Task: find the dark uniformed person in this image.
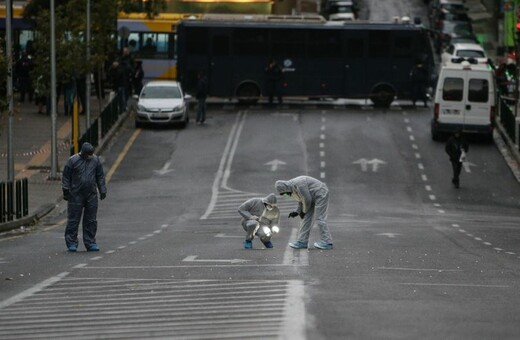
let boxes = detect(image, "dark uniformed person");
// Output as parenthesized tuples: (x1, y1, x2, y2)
(62, 142, 107, 252)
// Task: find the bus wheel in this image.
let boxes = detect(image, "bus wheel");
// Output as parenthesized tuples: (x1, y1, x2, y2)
(236, 82, 260, 104)
(370, 86, 395, 108)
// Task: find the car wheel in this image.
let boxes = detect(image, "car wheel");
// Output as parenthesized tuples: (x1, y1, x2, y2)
(135, 121, 142, 129)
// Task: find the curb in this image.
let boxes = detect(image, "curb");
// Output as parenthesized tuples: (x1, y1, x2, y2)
(494, 120, 520, 182)
(0, 110, 131, 233)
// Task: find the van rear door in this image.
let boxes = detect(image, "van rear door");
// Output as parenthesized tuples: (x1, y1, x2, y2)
(463, 71, 493, 129)
(438, 72, 466, 125)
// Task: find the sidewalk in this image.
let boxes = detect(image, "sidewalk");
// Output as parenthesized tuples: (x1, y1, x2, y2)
(0, 94, 112, 231)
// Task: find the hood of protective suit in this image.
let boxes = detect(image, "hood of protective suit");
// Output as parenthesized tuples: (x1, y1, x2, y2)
(80, 142, 94, 157)
(262, 193, 277, 205)
(275, 180, 291, 194)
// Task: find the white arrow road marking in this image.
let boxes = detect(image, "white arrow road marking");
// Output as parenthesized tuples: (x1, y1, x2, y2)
(183, 255, 250, 264)
(265, 159, 287, 171)
(376, 233, 400, 238)
(353, 158, 386, 172)
(154, 161, 174, 175)
(462, 161, 476, 173)
(214, 233, 243, 238)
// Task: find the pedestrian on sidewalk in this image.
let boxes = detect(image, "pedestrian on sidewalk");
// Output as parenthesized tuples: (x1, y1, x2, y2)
(275, 176, 333, 250)
(445, 129, 469, 189)
(196, 70, 208, 124)
(238, 193, 280, 249)
(62, 142, 107, 252)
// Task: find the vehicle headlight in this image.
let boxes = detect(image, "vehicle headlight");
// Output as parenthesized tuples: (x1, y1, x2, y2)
(173, 104, 184, 112)
(137, 105, 146, 112)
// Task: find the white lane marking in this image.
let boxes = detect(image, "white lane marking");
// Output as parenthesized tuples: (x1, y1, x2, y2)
(406, 126, 412, 132)
(483, 242, 492, 246)
(90, 256, 103, 261)
(321, 125, 326, 131)
(415, 153, 421, 159)
(505, 252, 516, 255)
(153, 230, 162, 234)
(434, 203, 441, 207)
(421, 174, 428, 181)
(320, 151, 325, 157)
(409, 135, 415, 141)
(215, 233, 243, 238)
(377, 267, 461, 272)
(319, 142, 324, 148)
(320, 134, 325, 140)
(282, 280, 307, 340)
(467, 234, 473, 237)
(474, 237, 482, 241)
(418, 163, 424, 170)
(404, 118, 410, 123)
(320, 172, 326, 179)
(494, 248, 503, 251)
(138, 237, 146, 241)
(401, 283, 510, 288)
(118, 246, 127, 250)
(283, 228, 309, 266)
(452, 224, 459, 228)
(105, 250, 115, 254)
(429, 195, 436, 201)
(128, 241, 137, 245)
(412, 144, 418, 150)
(73, 263, 87, 269)
(146, 234, 154, 237)
(438, 210, 445, 214)
(161, 224, 168, 228)
(425, 185, 432, 191)
(320, 161, 326, 168)
(201, 112, 246, 220)
(458, 229, 466, 233)
(183, 255, 250, 264)
(0, 272, 69, 309)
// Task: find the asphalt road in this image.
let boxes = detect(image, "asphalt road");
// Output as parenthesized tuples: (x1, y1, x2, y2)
(0, 101, 519, 339)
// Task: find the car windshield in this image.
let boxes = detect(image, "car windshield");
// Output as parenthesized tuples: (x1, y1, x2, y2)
(456, 50, 485, 58)
(334, 6, 353, 13)
(141, 86, 182, 99)
(443, 21, 472, 36)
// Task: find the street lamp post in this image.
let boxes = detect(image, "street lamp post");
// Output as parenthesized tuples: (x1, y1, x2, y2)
(6, 0, 14, 182)
(50, 0, 59, 179)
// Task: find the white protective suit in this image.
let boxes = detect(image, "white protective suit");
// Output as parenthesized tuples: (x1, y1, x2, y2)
(275, 176, 332, 244)
(238, 193, 280, 243)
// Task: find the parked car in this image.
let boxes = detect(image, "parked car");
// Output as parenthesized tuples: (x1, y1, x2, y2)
(433, 10, 470, 30)
(434, 20, 473, 53)
(325, 0, 358, 20)
(441, 43, 488, 66)
(134, 81, 190, 128)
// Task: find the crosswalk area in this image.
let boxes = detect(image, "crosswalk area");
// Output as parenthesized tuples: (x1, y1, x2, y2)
(0, 277, 305, 339)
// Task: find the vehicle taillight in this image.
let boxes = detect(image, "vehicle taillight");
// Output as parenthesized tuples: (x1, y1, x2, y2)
(434, 103, 439, 120)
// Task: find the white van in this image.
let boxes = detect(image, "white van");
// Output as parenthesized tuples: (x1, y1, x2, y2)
(431, 60, 496, 141)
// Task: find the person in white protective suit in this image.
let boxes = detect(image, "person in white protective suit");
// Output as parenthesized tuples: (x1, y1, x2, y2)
(238, 193, 280, 249)
(275, 176, 333, 250)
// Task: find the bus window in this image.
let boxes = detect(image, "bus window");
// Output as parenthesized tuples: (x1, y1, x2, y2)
(233, 29, 268, 56)
(345, 38, 364, 59)
(442, 77, 463, 101)
(186, 27, 208, 55)
(212, 35, 230, 56)
(272, 29, 306, 58)
(368, 31, 391, 58)
(308, 30, 340, 58)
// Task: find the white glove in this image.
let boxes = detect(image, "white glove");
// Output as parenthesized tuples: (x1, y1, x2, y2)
(459, 150, 466, 163)
(272, 226, 280, 234)
(250, 215, 259, 220)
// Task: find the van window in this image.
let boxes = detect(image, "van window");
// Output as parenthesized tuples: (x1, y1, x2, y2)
(442, 77, 463, 101)
(468, 79, 489, 102)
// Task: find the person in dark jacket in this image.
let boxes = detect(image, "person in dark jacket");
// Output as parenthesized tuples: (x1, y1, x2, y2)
(109, 61, 129, 113)
(196, 71, 208, 124)
(445, 129, 469, 188)
(133, 60, 144, 95)
(265, 59, 283, 106)
(62, 142, 107, 252)
(410, 61, 429, 108)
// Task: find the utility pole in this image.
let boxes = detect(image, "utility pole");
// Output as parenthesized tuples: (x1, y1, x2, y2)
(86, 0, 91, 129)
(6, 0, 14, 182)
(50, 0, 59, 179)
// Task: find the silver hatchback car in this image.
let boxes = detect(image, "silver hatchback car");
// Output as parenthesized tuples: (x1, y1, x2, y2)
(134, 81, 190, 128)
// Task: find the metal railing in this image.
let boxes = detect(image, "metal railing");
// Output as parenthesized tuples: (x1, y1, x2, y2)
(0, 178, 29, 223)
